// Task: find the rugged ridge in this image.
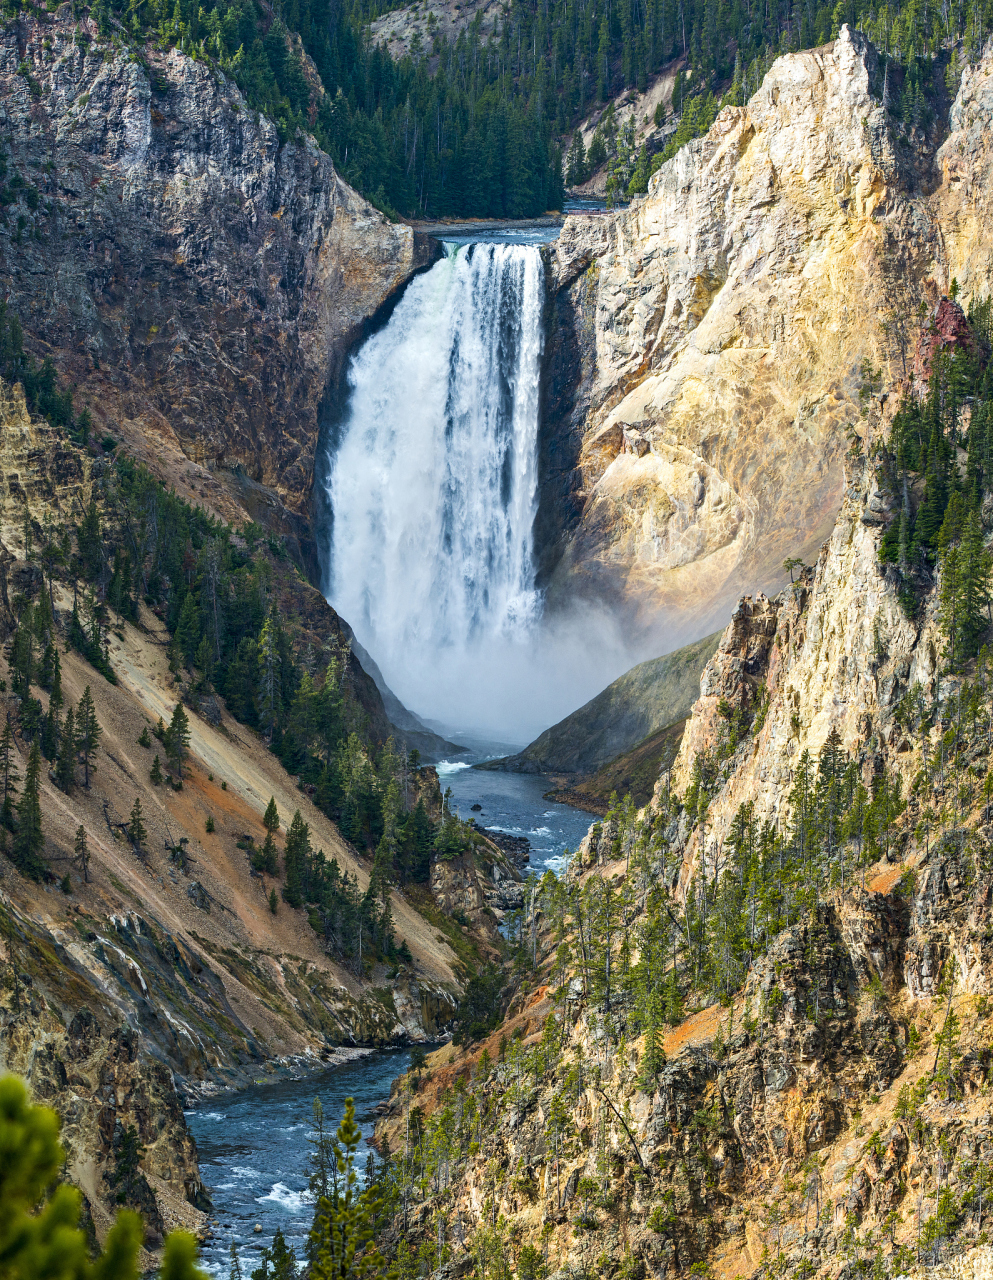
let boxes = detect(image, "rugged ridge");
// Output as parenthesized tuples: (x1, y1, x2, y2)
(482, 630, 721, 775)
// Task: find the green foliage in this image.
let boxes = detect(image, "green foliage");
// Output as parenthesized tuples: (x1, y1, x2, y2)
(75, 687, 101, 790)
(0, 300, 77, 431)
(452, 965, 504, 1045)
(307, 1097, 394, 1279)
(164, 703, 191, 779)
(107, 1125, 146, 1206)
(12, 741, 44, 879)
(0, 1074, 208, 1280)
(881, 311, 993, 663)
(128, 797, 146, 853)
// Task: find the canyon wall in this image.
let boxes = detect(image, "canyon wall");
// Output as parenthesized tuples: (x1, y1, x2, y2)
(0, 10, 435, 565)
(540, 27, 950, 643)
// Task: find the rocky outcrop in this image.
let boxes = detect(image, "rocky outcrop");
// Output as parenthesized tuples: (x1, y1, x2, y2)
(670, 442, 939, 856)
(539, 27, 945, 642)
(0, 11, 436, 560)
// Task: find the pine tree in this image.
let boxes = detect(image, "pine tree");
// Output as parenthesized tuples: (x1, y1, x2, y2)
(269, 887, 278, 914)
(12, 741, 45, 879)
(175, 592, 201, 666)
(167, 703, 191, 779)
(74, 823, 90, 883)
(55, 704, 76, 794)
(0, 717, 19, 830)
(257, 830, 278, 874)
(638, 991, 666, 1090)
(307, 1097, 391, 1280)
(565, 129, 588, 185)
(194, 635, 214, 691)
(257, 608, 281, 743)
(269, 1228, 297, 1280)
(129, 797, 147, 853)
(9, 615, 34, 699)
(230, 1240, 244, 1280)
(264, 796, 280, 834)
(76, 499, 103, 580)
(308, 1098, 336, 1205)
(150, 754, 163, 785)
(76, 686, 101, 788)
(283, 810, 311, 907)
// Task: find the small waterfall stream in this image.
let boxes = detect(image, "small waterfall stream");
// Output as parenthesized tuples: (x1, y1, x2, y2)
(323, 243, 546, 735)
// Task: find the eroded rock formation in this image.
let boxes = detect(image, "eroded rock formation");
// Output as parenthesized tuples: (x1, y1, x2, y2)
(540, 27, 953, 641)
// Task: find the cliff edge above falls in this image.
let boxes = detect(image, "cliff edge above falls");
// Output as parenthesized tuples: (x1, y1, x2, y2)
(0, 11, 436, 560)
(538, 26, 954, 643)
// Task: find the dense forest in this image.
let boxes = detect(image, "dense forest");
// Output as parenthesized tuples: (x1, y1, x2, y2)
(21, 0, 985, 218)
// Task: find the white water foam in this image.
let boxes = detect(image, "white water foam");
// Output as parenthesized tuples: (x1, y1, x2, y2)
(257, 1183, 313, 1213)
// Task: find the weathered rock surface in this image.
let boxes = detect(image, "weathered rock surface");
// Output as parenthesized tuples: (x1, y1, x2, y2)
(540, 27, 943, 641)
(0, 11, 435, 557)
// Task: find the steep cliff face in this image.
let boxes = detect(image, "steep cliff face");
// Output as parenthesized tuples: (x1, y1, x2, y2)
(668, 446, 945, 875)
(0, 11, 435, 556)
(540, 27, 945, 641)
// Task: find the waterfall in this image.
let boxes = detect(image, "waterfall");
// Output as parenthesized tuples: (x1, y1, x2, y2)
(323, 243, 546, 734)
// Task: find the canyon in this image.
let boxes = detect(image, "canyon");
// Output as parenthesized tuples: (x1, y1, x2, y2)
(3, 6, 993, 1280)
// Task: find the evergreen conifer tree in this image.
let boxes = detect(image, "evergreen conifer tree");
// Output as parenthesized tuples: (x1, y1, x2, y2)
(12, 741, 44, 879)
(76, 686, 101, 788)
(307, 1097, 391, 1280)
(257, 609, 281, 743)
(9, 615, 34, 700)
(55, 705, 76, 794)
(0, 717, 19, 830)
(74, 823, 90, 883)
(166, 703, 191, 779)
(283, 810, 311, 907)
(150, 754, 163, 786)
(129, 797, 147, 853)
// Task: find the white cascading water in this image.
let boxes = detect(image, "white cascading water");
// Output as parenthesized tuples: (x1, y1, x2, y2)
(325, 243, 548, 736)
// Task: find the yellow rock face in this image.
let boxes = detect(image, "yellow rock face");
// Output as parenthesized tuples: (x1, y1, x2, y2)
(547, 27, 935, 643)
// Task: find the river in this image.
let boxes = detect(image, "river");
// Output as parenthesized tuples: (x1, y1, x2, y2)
(187, 762, 593, 1273)
(188, 1050, 411, 1275)
(436, 756, 594, 877)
